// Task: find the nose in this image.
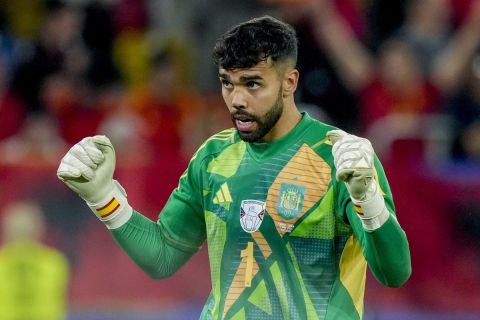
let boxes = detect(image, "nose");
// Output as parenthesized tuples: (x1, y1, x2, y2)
(231, 88, 247, 109)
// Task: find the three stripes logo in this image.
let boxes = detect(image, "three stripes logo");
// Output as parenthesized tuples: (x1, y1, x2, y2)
(213, 182, 232, 210)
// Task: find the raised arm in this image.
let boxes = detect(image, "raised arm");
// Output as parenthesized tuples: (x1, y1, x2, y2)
(57, 136, 205, 279)
(306, 0, 375, 91)
(328, 130, 412, 287)
(431, 0, 480, 94)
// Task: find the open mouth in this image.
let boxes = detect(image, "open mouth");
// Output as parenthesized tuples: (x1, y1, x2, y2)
(233, 114, 257, 132)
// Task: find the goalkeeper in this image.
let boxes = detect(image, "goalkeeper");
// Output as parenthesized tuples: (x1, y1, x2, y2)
(57, 16, 411, 320)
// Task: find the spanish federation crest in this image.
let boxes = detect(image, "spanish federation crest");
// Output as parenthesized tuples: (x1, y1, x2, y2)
(276, 183, 305, 220)
(240, 200, 265, 233)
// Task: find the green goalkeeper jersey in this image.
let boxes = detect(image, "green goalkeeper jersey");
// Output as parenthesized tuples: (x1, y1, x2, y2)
(111, 112, 411, 320)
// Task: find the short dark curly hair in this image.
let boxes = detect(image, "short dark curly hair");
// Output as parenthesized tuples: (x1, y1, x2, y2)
(212, 16, 298, 70)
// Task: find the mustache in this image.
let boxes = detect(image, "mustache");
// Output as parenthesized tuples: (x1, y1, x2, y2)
(231, 111, 258, 121)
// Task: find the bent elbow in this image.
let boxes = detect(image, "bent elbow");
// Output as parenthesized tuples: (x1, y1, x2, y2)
(383, 262, 412, 288)
(142, 264, 177, 280)
(148, 271, 172, 280)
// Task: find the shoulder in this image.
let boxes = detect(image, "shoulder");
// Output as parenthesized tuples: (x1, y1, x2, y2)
(301, 115, 339, 149)
(189, 128, 240, 164)
(33, 244, 69, 265)
(308, 117, 338, 133)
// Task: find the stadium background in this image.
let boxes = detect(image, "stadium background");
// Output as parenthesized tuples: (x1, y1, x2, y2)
(0, 0, 480, 319)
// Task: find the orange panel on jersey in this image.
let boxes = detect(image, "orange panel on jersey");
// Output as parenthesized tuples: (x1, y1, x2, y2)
(252, 231, 272, 259)
(223, 241, 261, 319)
(266, 143, 332, 236)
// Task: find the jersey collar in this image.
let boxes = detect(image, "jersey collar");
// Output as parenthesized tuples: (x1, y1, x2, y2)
(245, 112, 313, 161)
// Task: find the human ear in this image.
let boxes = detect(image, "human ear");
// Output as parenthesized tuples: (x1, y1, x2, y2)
(283, 68, 299, 97)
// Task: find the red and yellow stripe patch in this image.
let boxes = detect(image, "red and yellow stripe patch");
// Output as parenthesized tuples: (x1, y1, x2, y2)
(353, 204, 364, 216)
(97, 197, 120, 218)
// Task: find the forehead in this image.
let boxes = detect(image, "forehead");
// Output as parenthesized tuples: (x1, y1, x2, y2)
(219, 59, 277, 80)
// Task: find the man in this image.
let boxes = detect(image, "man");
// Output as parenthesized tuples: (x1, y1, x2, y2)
(57, 16, 411, 320)
(0, 201, 70, 320)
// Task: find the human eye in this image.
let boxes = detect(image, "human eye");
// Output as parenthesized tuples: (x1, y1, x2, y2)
(246, 81, 260, 89)
(220, 79, 233, 89)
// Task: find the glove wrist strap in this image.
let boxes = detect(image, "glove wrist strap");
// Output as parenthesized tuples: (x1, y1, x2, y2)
(86, 180, 132, 229)
(351, 182, 390, 232)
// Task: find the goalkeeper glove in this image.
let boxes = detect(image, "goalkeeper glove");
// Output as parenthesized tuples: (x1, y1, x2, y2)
(327, 129, 390, 231)
(57, 135, 132, 229)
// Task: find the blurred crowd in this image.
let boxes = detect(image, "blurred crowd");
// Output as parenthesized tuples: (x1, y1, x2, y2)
(0, 0, 480, 163)
(0, 0, 479, 166)
(1, 0, 480, 315)
(0, 0, 237, 167)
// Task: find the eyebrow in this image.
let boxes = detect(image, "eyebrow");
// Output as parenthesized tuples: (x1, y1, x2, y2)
(218, 72, 230, 80)
(239, 75, 263, 82)
(218, 72, 264, 82)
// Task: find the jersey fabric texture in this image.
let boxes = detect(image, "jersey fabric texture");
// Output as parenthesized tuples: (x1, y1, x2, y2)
(111, 112, 410, 320)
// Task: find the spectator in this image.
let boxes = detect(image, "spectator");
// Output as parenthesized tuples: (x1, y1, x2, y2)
(261, 0, 363, 131)
(41, 72, 104, 145)
(393, 0, 453, 75)
(104, 39, 213, 161)
(303, 0, 480, 135)
(0, 112, 67, 166)
(0, 200, 70, 319)
(182, 0, 274, 90)
(446, 53, 480, 161)
(12, 3, 84, 113)
(81, 0, 120, 87)
(0, 54, 26, 141)
(111, 0, 149, 89)
(96, 84, 151, 165)
(303, 0, 439, 133)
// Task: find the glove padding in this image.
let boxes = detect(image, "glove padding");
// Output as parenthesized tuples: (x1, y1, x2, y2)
(57, 135, 116, 204)
(327, 129, 375, 201)
(327, 129, 390, 231)
(57, 135, 132, 229)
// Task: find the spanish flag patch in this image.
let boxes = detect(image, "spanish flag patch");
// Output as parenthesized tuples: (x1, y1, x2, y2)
(353, 204, 364, 216)
(97, 197, 120, 218)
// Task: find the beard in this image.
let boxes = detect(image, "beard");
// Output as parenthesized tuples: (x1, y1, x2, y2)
(231, 88, 284, 143)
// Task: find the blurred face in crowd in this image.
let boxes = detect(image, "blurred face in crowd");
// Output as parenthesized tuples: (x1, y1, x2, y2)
(461, 122, 480, 159)
(407, 0, 451, 34)
(219, 58, 284, 143)
(378, 40, 421, 92)
(150, 59, 179, 102)
(41, 6, 82, 50)
(2, 201, 45, 243)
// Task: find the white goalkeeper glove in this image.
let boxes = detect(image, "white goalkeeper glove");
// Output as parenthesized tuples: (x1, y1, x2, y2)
(327, 129, 390, 231)
(57, 135, 132, 229)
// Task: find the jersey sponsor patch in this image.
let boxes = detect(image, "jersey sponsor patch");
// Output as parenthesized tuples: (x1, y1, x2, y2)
(240, 200, 265, 233)
(276, 183, 305, 220)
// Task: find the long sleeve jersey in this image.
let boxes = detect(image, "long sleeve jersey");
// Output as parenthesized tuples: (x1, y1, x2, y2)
(111, 112, 411, 320)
